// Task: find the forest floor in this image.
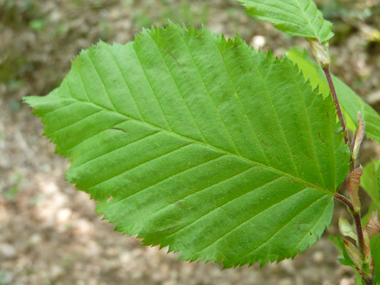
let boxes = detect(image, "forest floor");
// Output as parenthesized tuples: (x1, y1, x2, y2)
(1, 0, 380, 284)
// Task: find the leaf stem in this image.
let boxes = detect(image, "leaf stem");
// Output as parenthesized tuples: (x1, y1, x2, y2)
(334, 194, 365, 256)
(353, 212, 365, 262)
(322, 67, 348, 144)
(334, 193, 354, 212)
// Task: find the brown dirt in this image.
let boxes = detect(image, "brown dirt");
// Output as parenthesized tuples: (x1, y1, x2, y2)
(1, 0, 380, 284)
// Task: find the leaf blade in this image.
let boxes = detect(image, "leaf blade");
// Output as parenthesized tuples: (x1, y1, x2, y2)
(24, 24, 349, 267)
(237, 0, 334, 42)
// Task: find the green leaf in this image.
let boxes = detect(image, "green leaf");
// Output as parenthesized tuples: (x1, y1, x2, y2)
(237, 0, 334, 42)
(24, 24, 350, 268)
(329, 235, 356, 267)
(361, 159, 380, 225)
(286, 47, 380, 143)
(371, 234, 380, 284)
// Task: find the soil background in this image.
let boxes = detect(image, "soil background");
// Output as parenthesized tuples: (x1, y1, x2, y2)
(1, 0, 380, 284)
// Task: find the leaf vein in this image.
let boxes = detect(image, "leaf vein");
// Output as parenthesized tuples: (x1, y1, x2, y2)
(49, 109, 103, 135)
(178, 31, 242, 156)
(248, 56, 300, 177)
(105, 44, 145, 122)
(147, 32, 209, 144)
(288, 197, 331, 255)
(107, 153, 229, 210)
(72, 131, 160, 168)
(86, 52, 117, 112)
(212, 37, 271, 166)
(88, 142, 194, 188)
(165, 175, 286, 240)
(234, 191, 326, 264)
(133, 43, 173, 132)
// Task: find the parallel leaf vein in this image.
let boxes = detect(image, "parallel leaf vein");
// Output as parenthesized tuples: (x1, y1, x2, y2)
(109, 154, 230, 211)
(235, 192, 326, 263)
(147, 32, 209, 144)
(212, 38, 270, 166)
(73, 131, 160, 169)
(88, 143, 194, 188)
(248, 55, 300, 177)
(49, 109, 103, 135)
(288, 197, 331, 254)
(105, 44, 145, 122)
(178, 32, 242, 156)
(86, 53, 117, 112)
(165, 175, 286, 240)
(51, 96, 334, 196)
(189, 185, 312, 256)
(132, 45, 173, 132)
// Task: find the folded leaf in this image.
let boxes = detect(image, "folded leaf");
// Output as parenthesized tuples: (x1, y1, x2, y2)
(24, 24, 350, 268)
(339, 216, 357, 242)
(365, 210, 380, 239)
(237, 0, 334, 42)
(329, 235, 356, 267)
(347, 166, 363, 213)
(287, 48, 380, 144)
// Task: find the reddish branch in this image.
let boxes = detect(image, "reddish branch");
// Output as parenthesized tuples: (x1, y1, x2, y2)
(322, 67, 348, 144)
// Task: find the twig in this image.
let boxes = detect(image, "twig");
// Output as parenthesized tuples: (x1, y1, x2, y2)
(322, 67, 348, 144)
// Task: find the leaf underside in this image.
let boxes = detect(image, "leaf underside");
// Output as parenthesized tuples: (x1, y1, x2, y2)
(238, 0, 334, 42)
(24, 24, 349, 268)
(287, 48, 380, 144)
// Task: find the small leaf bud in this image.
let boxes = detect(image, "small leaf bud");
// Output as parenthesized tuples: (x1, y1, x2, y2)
(351, 112, 365, 160)
(347, 166, 363, 213)
(343, 239, 362, 268)
(307, 38, 331, 67)
(338, 216, 357, 242)
(364, 210, 380, 239)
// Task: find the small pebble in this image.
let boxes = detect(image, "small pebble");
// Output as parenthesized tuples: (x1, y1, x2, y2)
(279, 259, 295, 274)
(279, 278, 293, 285)
(340, 277, 356, 285)
(0, 243, 16, 258)
(312, 251, 324, 265)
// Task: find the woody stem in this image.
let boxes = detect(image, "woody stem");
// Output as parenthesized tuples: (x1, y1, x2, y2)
(322, 67, 348, 144)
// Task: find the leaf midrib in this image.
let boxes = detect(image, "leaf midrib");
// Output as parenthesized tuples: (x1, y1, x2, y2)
(293, 0, 319, 39)
(58, 94, 335, 197)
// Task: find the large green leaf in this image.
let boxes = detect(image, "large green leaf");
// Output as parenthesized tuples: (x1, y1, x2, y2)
(287, 48, 380, 143)
(24, 24, 350, 268)
(237, 0, 334, 42)
(361, 159, 380, 225)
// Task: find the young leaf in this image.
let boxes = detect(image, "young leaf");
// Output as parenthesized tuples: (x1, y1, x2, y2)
(365, 210, 380, 239)
(287, 48, 380, 144)
(347, 166, 363, 213)
(24, 24, 350, 268)
(361, 159, 380, 225)
(237, 0, 334, 42)
(329, 235, 356, 267)
(339, 216, 357, 242)
(343, 239, 362, 268)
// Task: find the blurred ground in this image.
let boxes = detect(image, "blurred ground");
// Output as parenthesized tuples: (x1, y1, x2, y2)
(1, 0, 380, 284)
